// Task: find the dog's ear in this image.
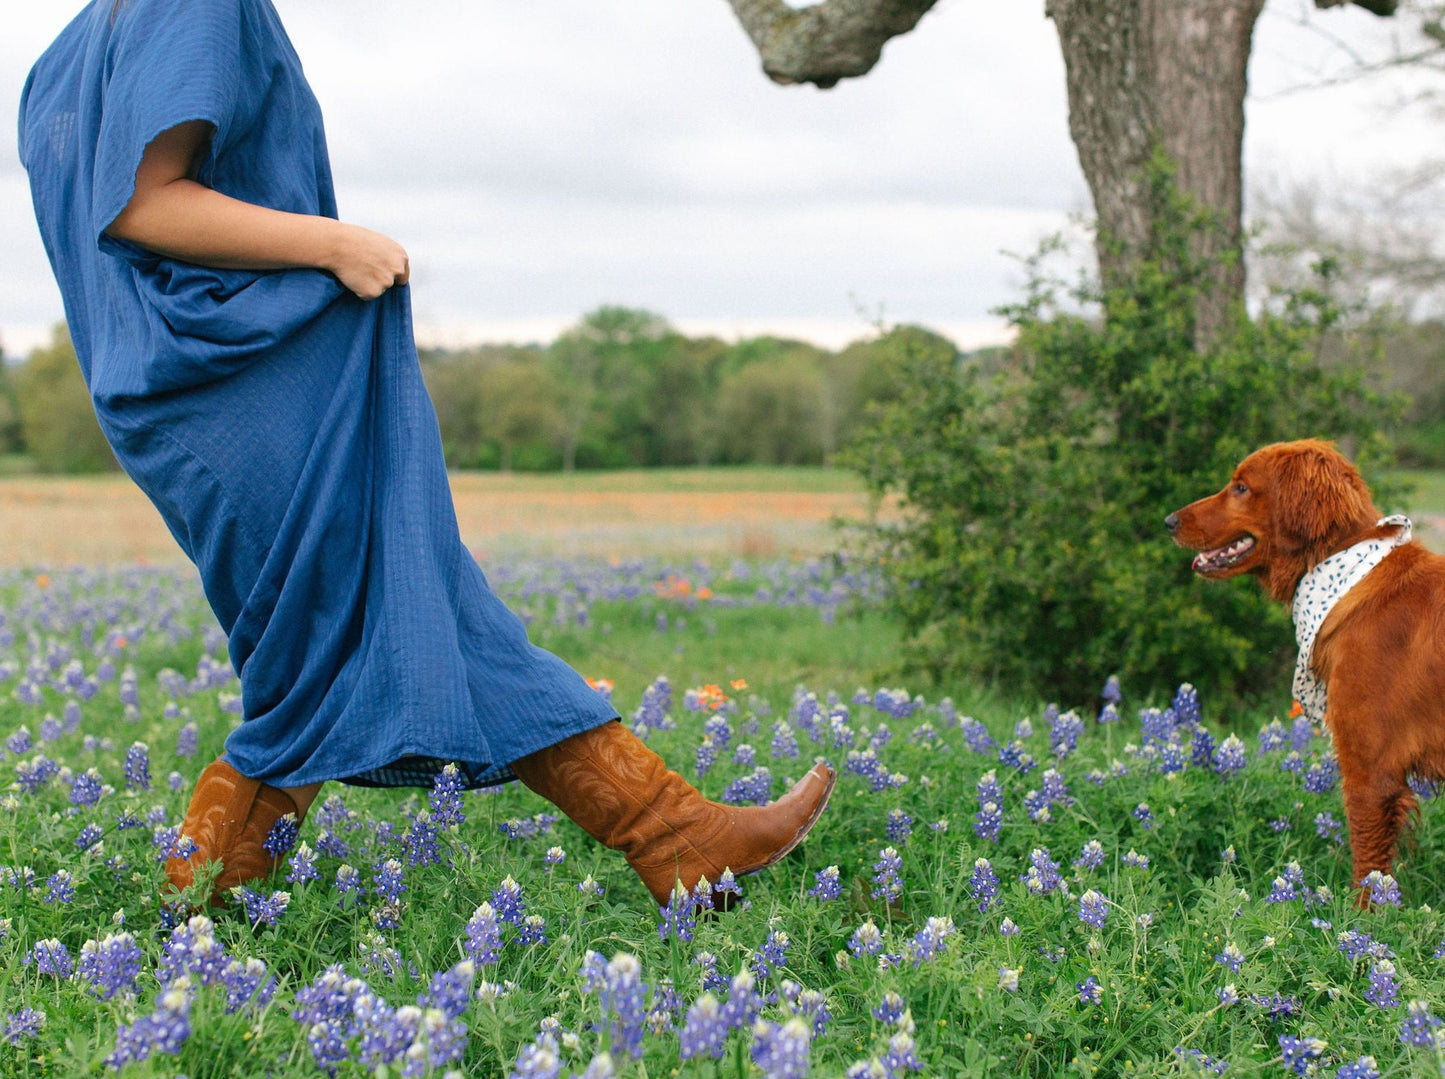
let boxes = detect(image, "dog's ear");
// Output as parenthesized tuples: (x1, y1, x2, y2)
(1271, 442, 1374, 553)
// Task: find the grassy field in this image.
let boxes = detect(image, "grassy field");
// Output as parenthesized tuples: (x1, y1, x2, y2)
(5, 472, 1445, 1077)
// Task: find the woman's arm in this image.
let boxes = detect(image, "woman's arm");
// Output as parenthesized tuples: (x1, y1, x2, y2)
(105, 120, 410, 301)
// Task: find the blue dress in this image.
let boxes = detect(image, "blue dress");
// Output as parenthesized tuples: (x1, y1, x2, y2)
(18, 0, 617, 788)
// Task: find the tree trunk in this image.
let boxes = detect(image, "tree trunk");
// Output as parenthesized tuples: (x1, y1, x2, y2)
(1047, 0, 1264, 346)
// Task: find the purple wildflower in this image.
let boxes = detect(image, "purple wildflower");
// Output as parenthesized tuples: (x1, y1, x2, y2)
(429, 762, 467, 828)
(871, 847, 903, 902)
(1077, 889, 1108, 929)
(679, 994, 728, 1060)
(3, 1009, 45, 1046)
(233, 887, 289, 928)
(968, 857, 1000, 913)
(808, 865, 842, 901)
(123, 742, 150, 791)
(1077, 976, 1103, 1005)
(751, 1017, 811, 1078)
(1401, 1000, 1444, 1046)
(76, 933, 143, 1000)
(1365, 960, 1399, 1008)
(27, 938, 73, 978)
(1279, 1035, 1326, 1076)
(373, 859, 406, 904)
(262, 813, 299, 858)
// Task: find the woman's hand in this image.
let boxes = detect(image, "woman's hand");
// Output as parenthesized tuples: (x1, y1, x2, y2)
(326, 223, 410, 301)
(107, 120, 411, 301)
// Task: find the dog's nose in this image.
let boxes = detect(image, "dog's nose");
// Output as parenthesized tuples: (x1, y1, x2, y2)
(1164, 512, 1179, 534)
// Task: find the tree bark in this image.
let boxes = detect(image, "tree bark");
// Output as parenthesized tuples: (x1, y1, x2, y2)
(1047, 0, 1263, 345)
(724, 0, 940, 86)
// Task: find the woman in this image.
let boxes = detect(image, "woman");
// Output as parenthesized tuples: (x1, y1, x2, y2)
(19, 0, 833, 907)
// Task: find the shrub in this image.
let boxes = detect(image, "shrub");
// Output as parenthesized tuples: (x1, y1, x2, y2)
(842, 176, 1400, 710)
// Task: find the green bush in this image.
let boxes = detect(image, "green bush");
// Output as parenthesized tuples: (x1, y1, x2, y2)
(842, 173, 1400, 711)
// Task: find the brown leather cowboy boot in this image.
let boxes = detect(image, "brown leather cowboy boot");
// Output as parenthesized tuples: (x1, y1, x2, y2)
(165, 758, 302, 901)
(510, 720, 835, 905)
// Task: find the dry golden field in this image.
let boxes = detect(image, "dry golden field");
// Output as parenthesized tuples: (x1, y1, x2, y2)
(0, 469, 880, 565)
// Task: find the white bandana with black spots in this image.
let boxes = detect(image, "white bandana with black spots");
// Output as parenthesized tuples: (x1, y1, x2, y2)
(1291, 514, 1412, 724)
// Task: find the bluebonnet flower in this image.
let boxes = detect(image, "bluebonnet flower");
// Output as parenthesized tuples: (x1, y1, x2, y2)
(719, 968, 765, 1031)
(286, 841, 319, 884)
(997, 740, 1036, 774)
(885, 808, 913, 846)
(335, 864, 364, 905)
(1267, 862, 1306, 903)
(1214, 734, 1247, 777)
(175, 722, 198, 759)
(220, 957, 276, 1015)
(509, 1033, 562, 1079)
(69, 767, 107, 807)
(1279, 1034, 1326, 1076)
(702, 712, 732, 748)
(3, 1009, 45, 1046)
(262, 812, 299, 858)
(881, 1032, 924, 1076)
(960, 717, 997, 755)
(722, 767, 774, 806)
(1361, 871, 1402, 906)
(1189, 728, 1216, 771)
(752, 931, 790, 980)
(233, 887, 289, 927)
(517, 914, 547, 946)
(1304, 757, 1340, 794)
(1365, 960, 1399, 1008)
(974, 800, 1003, 842)
(1217, 984, 1239, 1006)
(123, 742, 150, 791)
(1077, 889, 1108, 929)
(969, 858, 1000, 912)
(578, 874, 605, 898)
(732, 743, 757, 768)
(428, 763, 467, 828)
(6, 727, 32, 755)
(1215, 943, 1244, 972)
(909, 917, 955, 966)
(461, 902, 502, 966)
(1122, 850, 1149, 870)
(372, 859, 406, 904)
(1132, 803, 1154, 829)
(873, 990, 906, 1025)
(1077, 976, 1103, 1005)
(1173, 1048, 1228, 1075)
(695, 737, 718, 778)
(1250, 992, 1299, 1019)
(679, 993, 728, 1060)
(1000, 918, 1020, 936)
(403, 811, 443, 869)
(1049, 708, 1085, 758)
(659, 885, 697, 944)
(76, 932, 143, 1001)
(1337, 931, 1391, 962)
(1020, 848, 1067, 896)
(1102, 675, 1122, 704)
(751, 1016, 811, 1078)
(1316, 812, 1343, 843)
(594, 952, 647, 1060)
(695, 951, 728, 994)
(1400, 1000, 1444, 1046)
(105, 980, 193, 1070)
(157, 915, 229, 987)
(27, 938, 73, 978)
(1075, 840, 1105, 871)
(15, 754, 61, 793)
(871, 847, 903, 902)
(713, 868, 743, 902)
(44, 870, 75, 904)
(1335, 1057, 1380, 1079)
(766, 722, 800, 760)
(808, 865, 841, 901)
(848, 919, 883, 957)
(497, 813, 558, 841)
(1257, 720, 1288, 755)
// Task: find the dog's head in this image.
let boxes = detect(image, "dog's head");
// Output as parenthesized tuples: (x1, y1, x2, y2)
(1165, 439, 1381, 602)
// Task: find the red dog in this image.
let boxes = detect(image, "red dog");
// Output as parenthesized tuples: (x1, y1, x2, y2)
(1167, 439, 1445, 900)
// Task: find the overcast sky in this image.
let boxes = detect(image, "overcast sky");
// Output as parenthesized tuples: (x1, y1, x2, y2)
(1, 0, 1435, 357)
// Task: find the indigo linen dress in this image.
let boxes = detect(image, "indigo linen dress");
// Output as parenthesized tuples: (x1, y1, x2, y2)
(19, 0, 618, 788)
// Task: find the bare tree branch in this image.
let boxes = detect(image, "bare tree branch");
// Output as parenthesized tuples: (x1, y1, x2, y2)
(723, 0, 940, 88)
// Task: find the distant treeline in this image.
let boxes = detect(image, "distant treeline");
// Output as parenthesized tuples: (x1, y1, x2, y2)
(1, 304, 1443, 474)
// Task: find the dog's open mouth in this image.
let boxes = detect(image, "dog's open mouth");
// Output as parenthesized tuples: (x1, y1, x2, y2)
(1191, 535, 1256, 575)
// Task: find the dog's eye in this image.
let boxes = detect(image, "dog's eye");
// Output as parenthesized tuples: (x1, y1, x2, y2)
(1232, 483, 1249, 496)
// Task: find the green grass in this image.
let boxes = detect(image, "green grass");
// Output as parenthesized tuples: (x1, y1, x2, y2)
(5, 563, 1445, 1078)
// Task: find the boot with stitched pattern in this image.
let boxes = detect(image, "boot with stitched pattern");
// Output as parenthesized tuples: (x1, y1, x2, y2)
(165, 758, 302, 901)
(510, 720, 835, 905)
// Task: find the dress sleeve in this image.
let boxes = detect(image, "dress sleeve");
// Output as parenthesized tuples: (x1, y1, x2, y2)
(91, 0, 245, 245)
